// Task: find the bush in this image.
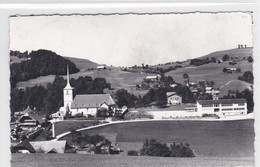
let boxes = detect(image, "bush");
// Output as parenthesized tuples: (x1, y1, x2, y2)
(170, 143, 195, 157)
(128, 150, 139, 156)
(140, 139, 195, 158)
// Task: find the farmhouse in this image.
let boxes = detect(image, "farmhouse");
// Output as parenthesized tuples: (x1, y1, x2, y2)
(29, 140, 70, 153)
(205, 87, 213, 94)
(166, 92, 182, 105)
(17, 110, 45, 130)
(59, 65, 115, 117)
(97, 65, 106, 70)
(197, 98, 247, 116)
(145, 75, 161, 82)
(14, 106, 33, 118)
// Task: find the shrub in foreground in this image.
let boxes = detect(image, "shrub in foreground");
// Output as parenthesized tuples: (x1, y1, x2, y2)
(127, 150, 139, 156)
(140, 139, 195, 158)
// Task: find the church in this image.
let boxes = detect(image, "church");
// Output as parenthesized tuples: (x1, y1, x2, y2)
(59, 65, 116, 117)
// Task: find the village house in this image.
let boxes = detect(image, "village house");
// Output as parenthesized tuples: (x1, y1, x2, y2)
(205, 87, 213, 94)
(29, 140, 70, 153)
(197, 98, 247, 116)
(16, 108, 45, 131)
(14, 106, 33, 118)
(144, 75, 161, 82)
(97, 65, 106, 70)
(166, 92, 182, 105)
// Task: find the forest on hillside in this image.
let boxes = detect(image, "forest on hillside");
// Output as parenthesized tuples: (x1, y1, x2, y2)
(10, 75, 111, 115)
(10, 50, 80, 88)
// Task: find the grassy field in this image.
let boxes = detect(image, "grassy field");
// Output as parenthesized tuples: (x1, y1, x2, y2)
(11, 154, 255, 167)
(60, 120, 255, 158)
(15, 48, 253, 97)
(54, 120, 100, 136)
(166, 60, 252, 88)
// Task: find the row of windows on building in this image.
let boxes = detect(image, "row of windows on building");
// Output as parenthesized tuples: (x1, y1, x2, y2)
(214, 108, 245, 112)
(202, 103, 245, 108)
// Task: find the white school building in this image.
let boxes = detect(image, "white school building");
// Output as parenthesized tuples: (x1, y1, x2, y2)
(197, 99, 247, 116)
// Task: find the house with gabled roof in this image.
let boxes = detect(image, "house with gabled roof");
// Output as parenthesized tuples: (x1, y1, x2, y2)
(17, 110, 45, 130)
(14, 106, 33, 118)
(166, 92, 182, 105)
(29, 140, 70, 153)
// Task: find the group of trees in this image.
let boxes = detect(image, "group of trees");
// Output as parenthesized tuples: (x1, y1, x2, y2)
(223, 68, 241, 73)
(128, 139, 195, 157)
(115, 83, 196, 109)
(70, 131, 112, 154)
(238, 71, 254, 84)
(10, 50, 79, 88)
(189, 57, 217, 66)
(10, 75, 110, 116)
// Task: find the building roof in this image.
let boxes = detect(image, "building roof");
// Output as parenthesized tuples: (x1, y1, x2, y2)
(97, 65, 105, 68)
(12, 139, 36, 153)
(146, 75, 159, 79)
(15, 106, 33, 115)
(30, 140, 67, 153)
(197, 98, 246, 105)
(64, 64, 73, 90)
(27, 112, 45, 124)
(71, 94, 116, 108)
(166, 92, 181, 98)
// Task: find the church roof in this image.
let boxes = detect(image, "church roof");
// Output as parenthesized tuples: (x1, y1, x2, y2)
(71, 94, 116, 108)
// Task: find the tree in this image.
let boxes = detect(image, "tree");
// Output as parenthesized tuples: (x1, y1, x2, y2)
(238, 71, 254, 84)
(183, 73, 189, 79)
(140, 139, 195, 157)
(140, 139, 171, 157)
(155, 88, 167, 107)
(248, 56, 253, 63)
(223, 68, 228, 73)
(236, 68, 241, 73)
(222, 54, 230, 62)
(115, 89, 138, 108)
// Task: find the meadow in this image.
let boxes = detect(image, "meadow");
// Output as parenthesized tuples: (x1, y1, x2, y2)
(11, 154, 255, 167)
(15, 48, 253, 97)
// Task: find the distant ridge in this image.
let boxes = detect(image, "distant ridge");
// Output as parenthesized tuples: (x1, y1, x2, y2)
(66, 57, 99, 70)
(199, 47, 253, 59)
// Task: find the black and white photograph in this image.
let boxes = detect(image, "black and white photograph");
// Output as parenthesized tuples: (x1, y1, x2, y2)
(2, 2, 258, 167)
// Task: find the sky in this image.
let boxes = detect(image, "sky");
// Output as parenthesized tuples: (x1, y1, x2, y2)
(9, 12, 253, 67)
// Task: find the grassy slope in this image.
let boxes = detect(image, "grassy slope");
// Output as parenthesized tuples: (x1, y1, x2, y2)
(15, 48, 253, 95)
(218, 80, 252, 97)
(166, 60, 252, 88)
(62, 120, 255, 157)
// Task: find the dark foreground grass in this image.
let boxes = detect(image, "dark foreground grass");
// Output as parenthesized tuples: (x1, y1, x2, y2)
(11, 154, 255, 167)
(63, 120, 255, 157)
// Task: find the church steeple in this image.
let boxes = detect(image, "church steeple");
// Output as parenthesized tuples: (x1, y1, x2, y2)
(63, 64, 74, 112)
(64, 64, 73, 89)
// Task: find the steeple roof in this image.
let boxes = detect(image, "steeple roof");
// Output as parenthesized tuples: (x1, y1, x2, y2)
(64, 64, 73, 89)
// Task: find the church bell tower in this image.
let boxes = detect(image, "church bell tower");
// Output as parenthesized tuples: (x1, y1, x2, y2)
(63, 65, 74, 109)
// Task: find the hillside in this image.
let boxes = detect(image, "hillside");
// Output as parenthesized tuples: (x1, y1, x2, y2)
(60, 120, 254, 157)
(15, 48, 253, 96)
(66, 57, 99, 70)
(218, 80, 252, 97)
